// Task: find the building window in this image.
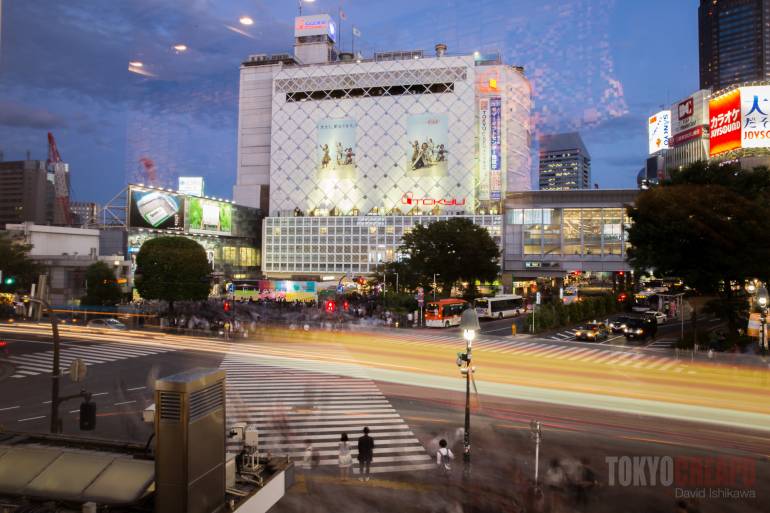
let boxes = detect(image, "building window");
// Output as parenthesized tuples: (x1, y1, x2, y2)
(223, 246, 237, 265)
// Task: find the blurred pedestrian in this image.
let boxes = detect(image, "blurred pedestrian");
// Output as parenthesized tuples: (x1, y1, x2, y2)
(575, 457, 597, 511)
(436, 438, 454, 477)
(357, 426, 375, 481)
(544, 458, 566, 513)
(339, 432, 352, 480)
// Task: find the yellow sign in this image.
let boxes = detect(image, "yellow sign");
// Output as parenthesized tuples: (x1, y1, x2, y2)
(747, 313, 769, 338)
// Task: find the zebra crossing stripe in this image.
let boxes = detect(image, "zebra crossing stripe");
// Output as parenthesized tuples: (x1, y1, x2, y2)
(555, 348, 593, 360)
(570, 349, 601, 362)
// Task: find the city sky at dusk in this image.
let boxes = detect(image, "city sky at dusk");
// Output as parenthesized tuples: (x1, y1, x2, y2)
(0, 0, 699, 202)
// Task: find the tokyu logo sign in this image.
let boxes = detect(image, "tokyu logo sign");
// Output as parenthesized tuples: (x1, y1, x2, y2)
(401, 192, 466, 207)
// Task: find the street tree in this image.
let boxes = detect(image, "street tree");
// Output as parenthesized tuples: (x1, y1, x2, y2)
(0, 232, 39, 292)
(134, 237, 211, 312)
(396, 218, 499, 298)
(81, 261, 122, 306)
(627, 162, 770, 335)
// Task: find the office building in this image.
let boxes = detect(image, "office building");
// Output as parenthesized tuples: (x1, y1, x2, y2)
(70, 201, 100, 227)
(699, 0, 770, 91)
(234, 14, 533, 277)
(538, 132, 591, 190)
(0, 160, 54, 228)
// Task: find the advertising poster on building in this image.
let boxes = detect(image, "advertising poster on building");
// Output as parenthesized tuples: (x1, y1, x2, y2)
(478, 99, 491, 200)
(489, 97, 502, 200)
(178, 176, 204, 197)
(187, 197, 233, 236)
(709, 89, 741, 157)
(648, 110, 671, 154)
(671, 90, 709, 147)
(740, 85, 770, 149)
(317, 118, 357, 179)
(128, 187, 184, 231)
(406, 112, 449, 177)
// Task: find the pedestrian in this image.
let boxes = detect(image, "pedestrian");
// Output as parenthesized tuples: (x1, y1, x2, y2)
(338, 432, 352, 480)
(436, 438, 454, 477)
(575, 457, 597, 511)
(301, 439, 319, 493)
(544, 458, 566, 513)
(357, 426, 375, 481)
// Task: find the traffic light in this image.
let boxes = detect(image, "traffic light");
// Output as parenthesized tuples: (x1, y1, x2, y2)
(343, 300, 349, 312)
(3, 276, 16, 286)
(325, 300, 336, 313)
(80, 401, 96, 431)
(223, 300, 231, 313)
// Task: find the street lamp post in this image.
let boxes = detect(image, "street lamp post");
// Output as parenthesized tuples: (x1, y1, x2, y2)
(458, 309, 479, 480)
(758, 286, 769, 353)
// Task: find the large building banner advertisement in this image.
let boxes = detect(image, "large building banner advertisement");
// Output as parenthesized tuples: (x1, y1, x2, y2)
(709, 89, 741, 157)
(648, 110, 671, 154)
(128, 187, 184, 231)
(317, 118, 357, 179)
(489, 97, 502, 200)
(406, 112, 449, 177)
(188, 197, 233, 236)
(478, 99, 491, 200)
(740, 85, 770, 149)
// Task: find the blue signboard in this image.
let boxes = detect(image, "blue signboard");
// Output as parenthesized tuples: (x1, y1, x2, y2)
(489, 97, 502, 200)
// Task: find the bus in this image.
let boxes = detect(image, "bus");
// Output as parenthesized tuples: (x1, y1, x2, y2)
(425, 299, 469, 328)
(632, 291, 660, 312)
(475, 295, 525, 319)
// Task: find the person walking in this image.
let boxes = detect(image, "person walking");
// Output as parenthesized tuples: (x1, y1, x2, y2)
(357, 426, 374, 481)
(436, 438, 454, 477)
(338, 433, 352, 481)
(575, 457, 597, 511)
(544, 458, 566, 513)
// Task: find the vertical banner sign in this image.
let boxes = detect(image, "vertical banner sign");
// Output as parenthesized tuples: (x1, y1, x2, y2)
(489, 97, 502, 200)
(740, 85, 770, 148)
(478, 99, 491, 200)
(709, 89, 742, 157)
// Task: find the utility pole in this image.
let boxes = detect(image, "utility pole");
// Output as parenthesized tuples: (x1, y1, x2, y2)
(458, 309, 479, 480)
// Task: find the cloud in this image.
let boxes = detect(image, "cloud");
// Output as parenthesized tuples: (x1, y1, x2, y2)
(583, 113, 644, 145)
(0, 100, 68, 129)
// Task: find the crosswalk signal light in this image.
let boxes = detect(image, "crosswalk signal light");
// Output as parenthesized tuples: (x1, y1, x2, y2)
(80, 401, 96, 431)
(343, 300, 349, 311)
(3, 276, 16, 286)
(223, 300, 231, 313)
(325, 300, 336, 313)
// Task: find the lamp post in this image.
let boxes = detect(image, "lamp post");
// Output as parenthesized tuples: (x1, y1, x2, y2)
(758, 286, 769, 353)
(458, 309, 479, 480)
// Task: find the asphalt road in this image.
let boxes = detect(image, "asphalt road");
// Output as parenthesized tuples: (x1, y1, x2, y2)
(1, 323, 768, 512)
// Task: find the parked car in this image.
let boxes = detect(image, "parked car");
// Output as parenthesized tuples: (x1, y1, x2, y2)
(86, 318, 127, 330)
(575, 322, 610, 341)
(623, 317, 656, 340)
(644, 310, 667, 325)
(610, 316, 632, 334)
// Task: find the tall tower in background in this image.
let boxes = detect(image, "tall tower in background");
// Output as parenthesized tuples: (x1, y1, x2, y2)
(538, 132, 591, 191)
(699, 0, 770, 90)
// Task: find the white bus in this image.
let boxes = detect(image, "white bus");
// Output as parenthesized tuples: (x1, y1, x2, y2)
(475, 295, 526, 319)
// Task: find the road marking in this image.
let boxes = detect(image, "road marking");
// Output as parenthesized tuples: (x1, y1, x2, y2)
(127, 386, 146, 391)
(18, 416, 45, 422)
(114, 400, 137, 406)
(69, 409, 80, 414)
(0, 406, 20, 412)
(92, 392, 109, 397)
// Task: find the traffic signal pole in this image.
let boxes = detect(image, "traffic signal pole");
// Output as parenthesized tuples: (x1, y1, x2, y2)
(26, 298, 64, 433)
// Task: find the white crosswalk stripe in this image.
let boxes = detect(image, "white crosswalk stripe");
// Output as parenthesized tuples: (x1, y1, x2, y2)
(8, 343, 175, 378)
(220, 353, 433, 475)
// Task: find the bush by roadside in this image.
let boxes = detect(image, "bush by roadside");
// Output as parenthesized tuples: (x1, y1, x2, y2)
(525, 295, 619, 333)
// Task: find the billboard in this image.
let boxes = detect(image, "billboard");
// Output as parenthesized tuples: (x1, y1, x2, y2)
(317, 118, 357, 179)
(489, 97, 502, 200)
(648, 110, 671, 154)
(406, 112, 449, 177)
(187, 197, 233, 235)
(478, 99, 491, 200)
(671, 90, 709, 147)
(709, 89, 741, 157)
(128, 187, 184, 231)
(740, 85, 770, 148)
(294, 14, 336, 42)
(178, 176, 204, 197)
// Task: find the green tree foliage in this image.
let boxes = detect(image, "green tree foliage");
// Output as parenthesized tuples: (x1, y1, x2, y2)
(395, 218, 500, 299)
(627, 162, 770, 336)
(0, 232, 39, 292)
(135, 237, 211, 311)
(526, 295, 619, 332)
(81, 261, 122, 306)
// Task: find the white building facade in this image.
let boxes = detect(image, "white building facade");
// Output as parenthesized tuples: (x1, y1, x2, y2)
(234, 15, 532, 277)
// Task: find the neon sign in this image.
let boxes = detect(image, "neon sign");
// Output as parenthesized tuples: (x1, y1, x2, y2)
(401, 192, 466, 207)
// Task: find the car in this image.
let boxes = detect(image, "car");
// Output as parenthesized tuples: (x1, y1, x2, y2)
(644, 310, 667, 325)
(609, 316, 632, 334)
(623, 318, 656, 340)
(574, 322, 610, 341)
(86, 318, 127, 330)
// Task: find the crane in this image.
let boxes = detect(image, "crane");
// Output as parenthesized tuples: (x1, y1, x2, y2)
(47, 132, 73, 226)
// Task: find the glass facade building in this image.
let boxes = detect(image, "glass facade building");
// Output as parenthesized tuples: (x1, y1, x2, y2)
(538, 132, 591, 190)
(699, 0, 770, 91)
(263, 214, 501, 276)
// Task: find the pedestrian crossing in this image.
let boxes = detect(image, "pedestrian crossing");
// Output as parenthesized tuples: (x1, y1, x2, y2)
(7, 343, 175, 378)
(220, 353, 435, 475)
(646, 338, 677, 351)
(547, 328, 580, 341)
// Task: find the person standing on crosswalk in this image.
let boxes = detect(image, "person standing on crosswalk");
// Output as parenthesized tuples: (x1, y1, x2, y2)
(436, 438, 454, 477)
(338, 432, 352, 480)
(357, 426, 375, 481)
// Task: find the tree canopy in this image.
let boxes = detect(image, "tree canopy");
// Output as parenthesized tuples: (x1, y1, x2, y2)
(389, 218, 500, 298)
(81, 261, 122, 306)
(0, 232, 39, 292)
(135, 237, 211, 308)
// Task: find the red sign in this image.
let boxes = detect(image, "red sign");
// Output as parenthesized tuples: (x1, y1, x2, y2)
(709, 89, 741, 157)
(401, 193, 466, 207)
(677, 97, 694, 121)
(671, 126, 704, 147)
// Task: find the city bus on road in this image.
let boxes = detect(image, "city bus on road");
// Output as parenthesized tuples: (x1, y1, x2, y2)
(425, 299, 469, 328)
(475, 295, 526, 319)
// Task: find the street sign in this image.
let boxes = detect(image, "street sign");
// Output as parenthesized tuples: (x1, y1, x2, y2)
(337, 285, 344, 294)
(225, 282, 235, 294)
(68, 358, 87, 383)
(536, 292, 541, 305)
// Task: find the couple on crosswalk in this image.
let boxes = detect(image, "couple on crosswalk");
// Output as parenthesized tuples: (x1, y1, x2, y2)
(303, 426, 375, 482)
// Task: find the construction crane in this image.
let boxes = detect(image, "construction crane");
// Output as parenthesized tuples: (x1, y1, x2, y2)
(47, 132, 73, 226)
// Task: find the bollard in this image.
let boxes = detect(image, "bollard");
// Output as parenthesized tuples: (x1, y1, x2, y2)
(511, 323, 517, 336)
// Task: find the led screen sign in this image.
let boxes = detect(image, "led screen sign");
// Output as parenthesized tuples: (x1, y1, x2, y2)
(128, 187, 184, 231)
